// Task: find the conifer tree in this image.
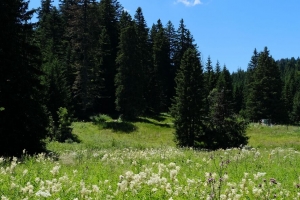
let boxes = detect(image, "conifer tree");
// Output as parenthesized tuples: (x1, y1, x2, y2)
(36, 0, 72, 126)
(165, 20, 177, 108)
(134, 7, 150, 113)
(170, 48, 205, 147)
(247, 47, 285, 123)
(0, 0, 49, 155)
(232, 69, 246, 113)
(115, 12, 144, 120)
(148, 19, 170, 112)
(98, 0, 122, 113)
(171, 19, 197, 103)
(244, 48, 259, 120)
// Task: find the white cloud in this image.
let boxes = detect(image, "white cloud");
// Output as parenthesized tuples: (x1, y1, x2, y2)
(176, 0, 202, 7)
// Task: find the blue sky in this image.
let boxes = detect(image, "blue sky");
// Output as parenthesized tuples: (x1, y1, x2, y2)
(29, 0, 300, 72)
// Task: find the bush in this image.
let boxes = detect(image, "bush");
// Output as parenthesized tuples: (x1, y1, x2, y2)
(49, 107, 73, 142)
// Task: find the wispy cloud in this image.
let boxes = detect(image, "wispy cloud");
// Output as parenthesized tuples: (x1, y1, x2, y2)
(176, 0, 202, 7)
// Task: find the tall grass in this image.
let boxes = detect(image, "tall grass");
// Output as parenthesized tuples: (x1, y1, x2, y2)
(1, 115, 300, 199)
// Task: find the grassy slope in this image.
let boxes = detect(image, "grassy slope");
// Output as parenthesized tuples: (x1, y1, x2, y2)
(47, 113, 175, 152)
(48, 114, 300, 153)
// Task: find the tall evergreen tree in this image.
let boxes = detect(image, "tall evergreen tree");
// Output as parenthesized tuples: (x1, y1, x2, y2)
(0, 0, 49, 155)
(36, 0, 71, 125)
(232, 69, 246, 113)
(115, 12, 144, 120)
(246, 47, 285, 123)
(148, 19, 170, 112)
(98, 0, 122, 113)
(133, 7, 150, 113)
(170, 19, 197, 103)
(165, 20, 177, 108)
(170, 48, 205, 147)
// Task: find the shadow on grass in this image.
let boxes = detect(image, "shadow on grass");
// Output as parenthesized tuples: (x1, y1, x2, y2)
(103, 121, 137, 133)
(135, 117, 172, 128)
(142, 113, 165, 122)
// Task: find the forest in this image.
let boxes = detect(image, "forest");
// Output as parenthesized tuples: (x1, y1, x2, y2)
(1, 0, 300, 156)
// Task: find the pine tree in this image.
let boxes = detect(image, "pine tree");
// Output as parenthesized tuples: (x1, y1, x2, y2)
(203, 88, 248, 149)
(115, 12, 144, 120)
(133, 7, 150, 114)
(98, 0, 122, 113)
(232, 69, 246, 113)
(148, 19, 170, 112)
(36, 0, 72, 126)
(247, 47, 285, 123)
(170, 48, 205, 147)
(0, 0, 49, 156)
(204, 56, 214, 94)
(170, 19, 197, 104)
(165, 20, 177, 108)
(244, 48, 259, 120)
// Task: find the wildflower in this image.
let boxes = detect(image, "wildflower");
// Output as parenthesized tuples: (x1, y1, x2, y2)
(35, 190, 51, 197)
(50, 164, 60, 176)
(1, 195, 9, 200)
(170, 169, 178, 180)
(23, 169, 28, 176)
(92, 185, 99, 193)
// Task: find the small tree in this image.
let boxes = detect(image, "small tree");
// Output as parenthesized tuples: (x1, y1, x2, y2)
(201, 88, 248, 150)
(50, 107, 73, 142)
(170, 48, 205, 147)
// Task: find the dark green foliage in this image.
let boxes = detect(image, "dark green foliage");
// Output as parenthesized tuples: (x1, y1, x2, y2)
(115, 12, 144, 120)
(148, 20, 171, 112)
(50, 107, 74, 142)
(245, 47, 286, 123)
(244, 49, 259, 120)
(0, 0, 49, 156)
(170, 19, 197, 104)
(200, 89, 248, 149)
(170, 48, 205, 147)
(232, 69, 246, 113)
(133, 7, 150, 113)
(97, 0, 123, 113)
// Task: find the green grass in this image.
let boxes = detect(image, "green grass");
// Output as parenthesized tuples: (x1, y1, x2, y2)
(247, 123, 300, 150)
(47, 113, 175, 152)
(2, 115, 300, 199)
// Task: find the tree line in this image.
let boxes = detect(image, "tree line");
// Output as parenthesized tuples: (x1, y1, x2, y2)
(0, 0, 299, 155)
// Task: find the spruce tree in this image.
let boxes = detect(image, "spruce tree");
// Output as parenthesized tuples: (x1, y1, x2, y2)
(0, 0, 49, 156)
(98, 0, 122, 113)
(148, 19, 170, 112)
(245, 48, 259, 120)
(36, 0, 72, 126)
(247, 47, 285, 123)
(134, 7, 150, 113)
(115, 12, 144, 120)
(165, 20, 177, 108)
(170, 48, 205, 147)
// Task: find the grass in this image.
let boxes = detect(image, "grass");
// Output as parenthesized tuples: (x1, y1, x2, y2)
(247, 123, 300, 150)
(2, 115, 300, 199)
(47, 113, 175, 152)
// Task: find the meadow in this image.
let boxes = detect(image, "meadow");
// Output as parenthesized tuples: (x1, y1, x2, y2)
(1, 114, 300, 199)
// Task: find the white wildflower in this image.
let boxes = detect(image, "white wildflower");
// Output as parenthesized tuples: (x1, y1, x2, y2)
(35, 190, 51, 197)
(23, 169, 28, 176)
(1, 195, 9, 200)
(50, 164, 60, 176)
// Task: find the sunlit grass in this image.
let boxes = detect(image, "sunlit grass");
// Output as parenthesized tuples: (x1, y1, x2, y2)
(247, 123, 300, 150)
(2, 115, 300, 199)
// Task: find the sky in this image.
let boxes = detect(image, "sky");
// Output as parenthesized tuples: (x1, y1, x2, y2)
(29, 0, 300, 72)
